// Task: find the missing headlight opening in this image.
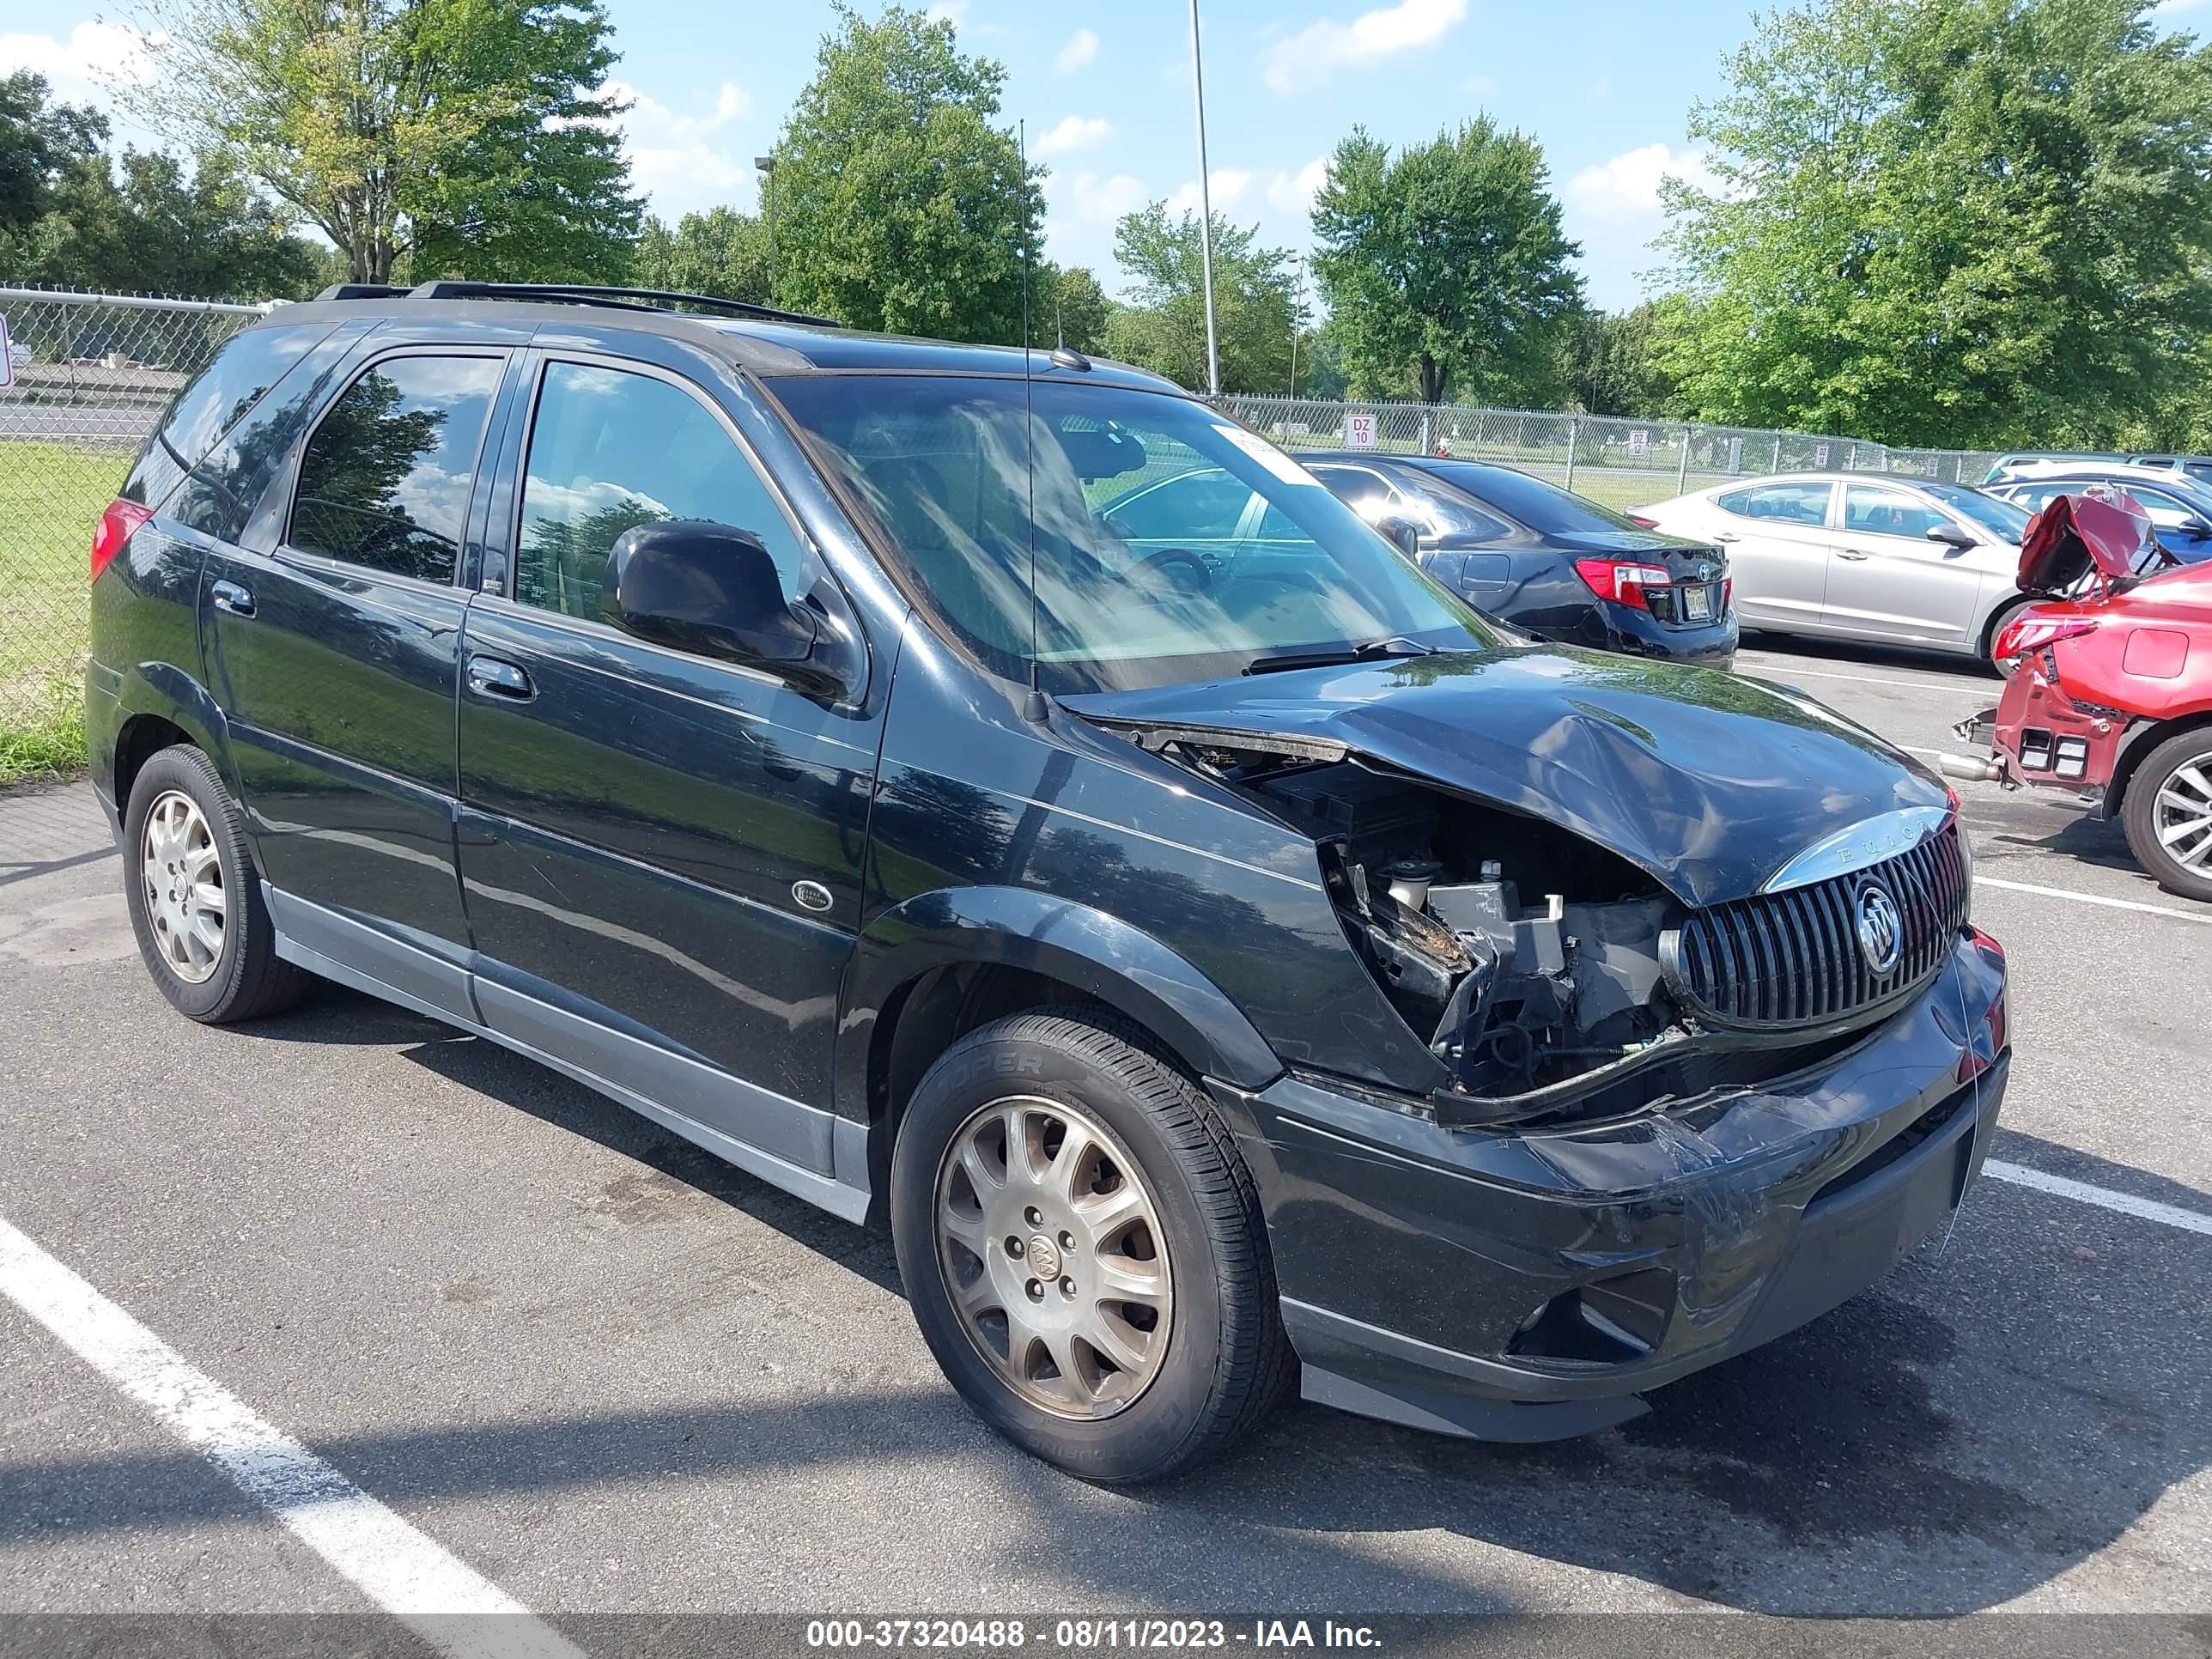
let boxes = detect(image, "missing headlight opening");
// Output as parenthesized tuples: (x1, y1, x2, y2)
(1116, 726, 1893, 1129)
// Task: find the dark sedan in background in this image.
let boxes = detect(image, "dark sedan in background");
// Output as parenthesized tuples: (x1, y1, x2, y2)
(1301, 453, 1738, 667)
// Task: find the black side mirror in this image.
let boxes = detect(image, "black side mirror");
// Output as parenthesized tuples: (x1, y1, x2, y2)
(601, 520, 845, 691)
(2182, 518, 2212, 538)
(1925, 524, 1978, 549)
(1375, 515, 1423, 558)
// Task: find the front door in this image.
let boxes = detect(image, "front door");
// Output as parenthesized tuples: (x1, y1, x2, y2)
(1710, 481, 1836, 630)
(1824, 484, 1983, 646)
(455, 355, 878, 1175)
(203, 345, 508, 1017)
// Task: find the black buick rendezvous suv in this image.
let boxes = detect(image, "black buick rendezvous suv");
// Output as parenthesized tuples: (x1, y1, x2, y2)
(87, 283, 2011, 1481)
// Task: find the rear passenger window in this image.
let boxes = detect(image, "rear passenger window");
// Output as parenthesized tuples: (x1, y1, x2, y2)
(290, 355, 501, 583)
(514, 362, 805, 621)
(1716, 483, 1831, 526)
(159, 321, 334, 467)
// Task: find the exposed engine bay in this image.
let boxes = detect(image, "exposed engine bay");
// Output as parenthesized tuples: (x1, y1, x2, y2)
(1105, 722, 1871, 1127)
(1246, 757, 1676, 1103)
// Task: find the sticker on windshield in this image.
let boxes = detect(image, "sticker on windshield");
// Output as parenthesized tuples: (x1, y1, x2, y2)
(1213, 423, 1322, 489)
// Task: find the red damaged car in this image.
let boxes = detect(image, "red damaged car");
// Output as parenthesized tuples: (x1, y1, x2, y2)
(1942, 491, 2212, 899)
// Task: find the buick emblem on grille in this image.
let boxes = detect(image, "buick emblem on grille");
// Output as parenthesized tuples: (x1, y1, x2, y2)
(1854, 882, 1905, 975)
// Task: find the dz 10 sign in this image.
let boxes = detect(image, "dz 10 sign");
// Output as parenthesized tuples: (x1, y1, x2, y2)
(1342, 411, 1377, 448)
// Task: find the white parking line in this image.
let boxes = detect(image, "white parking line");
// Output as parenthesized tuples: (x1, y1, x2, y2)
(0, 1213, 581, 1659)
(1978, 874, 2212, 927)
(1984, 1160, 2212, 1237)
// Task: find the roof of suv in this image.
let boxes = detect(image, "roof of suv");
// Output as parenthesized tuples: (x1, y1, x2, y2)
(267, 285, 1184, 392)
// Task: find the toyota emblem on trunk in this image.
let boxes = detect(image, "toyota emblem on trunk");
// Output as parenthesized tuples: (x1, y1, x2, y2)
(1855, 882, 1905, 975)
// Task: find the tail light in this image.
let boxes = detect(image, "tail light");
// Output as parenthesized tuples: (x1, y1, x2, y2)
(1722, 576, 1735, 611)
(1574, 556, 1672, 608)
(1627, 514, 1659, 529)
(1993, 613, 2096, 659)
(91, 499, 153, 583)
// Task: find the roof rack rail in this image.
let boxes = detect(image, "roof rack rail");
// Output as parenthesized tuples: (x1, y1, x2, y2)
(315, 283, 411, 301)
(404, 280, 837, 328)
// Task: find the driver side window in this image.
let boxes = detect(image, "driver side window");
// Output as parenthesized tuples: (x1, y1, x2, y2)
(514, 362, 806, 621)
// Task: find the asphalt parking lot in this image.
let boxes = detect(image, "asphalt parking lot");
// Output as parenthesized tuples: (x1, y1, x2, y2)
(1, 635, 2207, 1638)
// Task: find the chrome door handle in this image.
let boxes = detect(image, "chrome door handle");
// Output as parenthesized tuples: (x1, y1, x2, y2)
(1714, 532, 1740, 544)
(211, 580, 255, 617)
(465, 654, 534, 701)
(1838, 549, 1872, 561)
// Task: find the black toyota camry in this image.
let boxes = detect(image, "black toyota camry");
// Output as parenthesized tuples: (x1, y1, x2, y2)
(88, 285, 2002, 1483)
(1303, 452, 1738, 667)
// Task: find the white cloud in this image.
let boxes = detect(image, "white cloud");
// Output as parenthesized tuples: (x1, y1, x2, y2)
(0, 21, 161, 106)
(1263, 0, 1468, 93)
(1167, 168, 1251, 216)
(1566, 143, 1715, 218)
(1063, 171, 1149, 227)
(607, 81, 757, 217)
(1462, 73, 1498, 96)
(1054, 27, 1099, 74)
(1265, 155, 1331, 214)
(926, 0, 968, 22)
(1036, 115, 1111, 156)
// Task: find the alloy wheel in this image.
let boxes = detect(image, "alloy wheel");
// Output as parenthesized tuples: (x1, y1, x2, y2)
(141, 789, 225, 983)
(2153, 753, 2212, 873)
(933, 1095, 1174, 1419)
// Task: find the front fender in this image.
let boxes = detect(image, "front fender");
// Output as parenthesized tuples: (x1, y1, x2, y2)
(835, 884, 1286, 1121)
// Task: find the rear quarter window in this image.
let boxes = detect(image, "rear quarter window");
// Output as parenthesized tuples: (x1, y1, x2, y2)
(1715, 483, 1831, 526)
(156, 321, 336, 468)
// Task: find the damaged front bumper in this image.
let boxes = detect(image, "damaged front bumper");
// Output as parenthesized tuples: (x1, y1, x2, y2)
(1207, 929, 2009, 1443)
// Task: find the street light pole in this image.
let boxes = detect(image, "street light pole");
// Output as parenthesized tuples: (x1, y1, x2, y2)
(754, 155, 778, 296)
(1287, 252, 1302, 398)
(1188, 0, 1221, 398)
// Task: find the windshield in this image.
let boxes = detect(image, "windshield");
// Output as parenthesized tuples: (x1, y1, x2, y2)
(1418, 461, 1642, 536)
(770, 374, 1489, 691)
(1923, 482, 2032, 542)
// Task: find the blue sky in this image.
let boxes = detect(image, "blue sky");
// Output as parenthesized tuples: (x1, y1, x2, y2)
(0, 0, 2106, 311)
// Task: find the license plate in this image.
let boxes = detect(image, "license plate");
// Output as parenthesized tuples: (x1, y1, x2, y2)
(1683, 584, 1714, 621)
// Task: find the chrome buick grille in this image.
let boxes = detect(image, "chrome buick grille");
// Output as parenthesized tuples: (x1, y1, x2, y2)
(1662, 824, 1969, 1030)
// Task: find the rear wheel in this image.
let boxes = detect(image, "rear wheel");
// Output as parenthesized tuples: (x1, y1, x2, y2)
(2123, 730, 2212, 902)
(1983, 599, 2033, 678)
(122, 745, 310, 1022)
(890, 1009, 1294, 1483)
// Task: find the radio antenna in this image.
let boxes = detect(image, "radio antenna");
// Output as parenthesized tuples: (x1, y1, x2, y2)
(1019, 118, 1047, 723)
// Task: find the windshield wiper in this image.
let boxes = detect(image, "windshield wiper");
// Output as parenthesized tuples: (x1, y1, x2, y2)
(1243, 636, 1437, 675)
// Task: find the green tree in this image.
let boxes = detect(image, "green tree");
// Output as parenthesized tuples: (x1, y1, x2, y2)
(32, 148, 322, 298)
(124, 0, 641, 283)
(1310, 121, 1582, 406)
(1105, 203, 1297, 393)
(1037, 261, 1110, 356)
(0, 71, 105, 235)
(1661, 0, 2212, 447)
(1564, 301, 1682, 416)
(632, 208, 774, 302)
(766, 5, 1042, 340)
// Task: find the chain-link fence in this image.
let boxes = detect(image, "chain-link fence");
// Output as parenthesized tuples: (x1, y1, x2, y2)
(1, 288, 264, 775)
(1218, 397, 2005, 514)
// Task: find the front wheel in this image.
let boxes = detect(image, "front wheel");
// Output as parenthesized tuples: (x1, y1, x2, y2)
(2123, 730, 2212, 902)
(890, 1009, 1294, 1483)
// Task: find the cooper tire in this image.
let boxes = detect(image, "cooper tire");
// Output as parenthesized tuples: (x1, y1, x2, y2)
(890, 1007, 1295, 1483)
(122, 744, 311, 1023)
(2121, 729, 2212, 902)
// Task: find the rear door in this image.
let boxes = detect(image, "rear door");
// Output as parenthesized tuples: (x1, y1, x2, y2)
(1824, 484, 1984, 646)
(203, 337, 514, 1017)
(454, 349, 879, 1175)
(1707, 481, 1836, 629)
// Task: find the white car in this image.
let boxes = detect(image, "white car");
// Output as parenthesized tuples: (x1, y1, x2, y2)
(1632, 472, 2034, 665)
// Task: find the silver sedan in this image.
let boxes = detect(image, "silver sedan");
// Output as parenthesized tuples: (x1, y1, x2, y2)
(1632, 472, 2033, 665)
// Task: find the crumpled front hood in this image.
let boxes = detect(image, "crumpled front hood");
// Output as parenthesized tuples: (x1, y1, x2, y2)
(1061, 647, 1948, 908)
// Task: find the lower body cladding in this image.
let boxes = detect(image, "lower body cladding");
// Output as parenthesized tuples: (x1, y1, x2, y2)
(1208, 931, 2008, 1442)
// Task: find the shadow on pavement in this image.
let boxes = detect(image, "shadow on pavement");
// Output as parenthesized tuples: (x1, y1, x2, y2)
(60, 983, 2205, 1614)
